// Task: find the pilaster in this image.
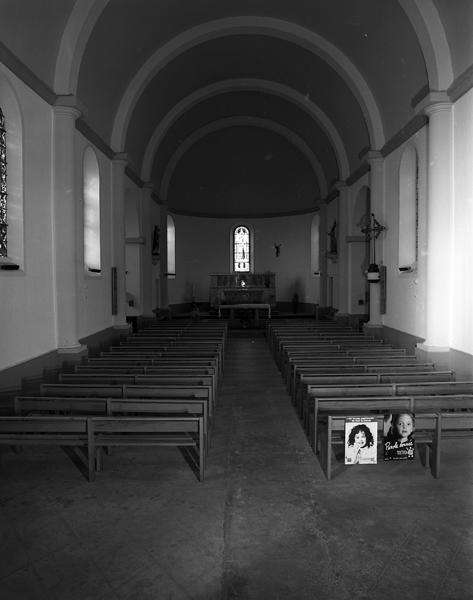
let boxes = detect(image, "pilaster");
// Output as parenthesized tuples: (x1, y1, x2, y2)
(141, 183, 154, 316)
(111, 152, 129, 329)
(52, 96, 86, 354)
(335, 182, 349, 316)
(364, 150, 384, 329)
(417, 99, 453, 353)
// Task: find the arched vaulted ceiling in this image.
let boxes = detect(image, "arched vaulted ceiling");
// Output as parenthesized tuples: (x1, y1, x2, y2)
(0, 0, 465, 217)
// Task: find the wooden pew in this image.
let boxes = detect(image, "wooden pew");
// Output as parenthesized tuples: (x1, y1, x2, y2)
(74, 364, 219, 385)
(0, 415, 205, 482)
(307, 381, 473, 449)
(103, 348, 224, 375)
(291, 363, 436, 401)
(285, 356, 428, 393)
(40, 383, 214, 416)
(0, 415, 93, 479)
(298, 370, 455, 415)
(83, 358, 220, 386)
(89, 416, 205, 481)
(311, 394, 473, 453)
(14, 395, 211, 455)
(58, 373, 216, 410)
(318, 413, 440, 480)
(280, 347, 407, 374)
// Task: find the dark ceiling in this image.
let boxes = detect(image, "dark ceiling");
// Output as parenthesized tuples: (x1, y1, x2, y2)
(0, 0, 469, 216)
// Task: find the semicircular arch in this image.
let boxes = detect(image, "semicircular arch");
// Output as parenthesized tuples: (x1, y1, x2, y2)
(159, 116, 327, 210)
(111, 16, 385, 152)
(142, 78, 349, 183)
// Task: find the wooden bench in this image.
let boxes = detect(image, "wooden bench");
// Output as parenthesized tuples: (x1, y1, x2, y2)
(296, 369, 455, 415)
(75, 364, 219, 385)
(90, 416, 205, 481)
(291, 363, 436, 402)
(58, 373, 217, 409)
(318, 413, 440, 480)
(0, 415, 205, 482)
(14, 395, 211, 457)
(302, 379, 468, 431)
(285, 356, 428, 393)
(280, 347, 407, 373)
(311, 394, 473, 453)
(299, 371, 456, 422)
(104, 346, 224, 372)
(40, 383, 214, 417)
(0, 415, 93, 478)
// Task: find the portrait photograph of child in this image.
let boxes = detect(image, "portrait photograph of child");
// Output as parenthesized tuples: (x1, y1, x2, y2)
(383, 412, 415, 461)
(344, 417, 378, 465)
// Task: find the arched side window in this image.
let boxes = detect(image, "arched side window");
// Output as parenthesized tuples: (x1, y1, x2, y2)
(83, 147, 101, 273)
(167, 214, 175, 278)
(0, 108, 6, 257)
(398, 145, 419, 271)
(311, 213, 320, 275)
(233, 225, 251, 272)
(0, 73, 23, 269)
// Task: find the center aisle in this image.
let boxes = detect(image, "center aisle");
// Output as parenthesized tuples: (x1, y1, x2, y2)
(214, 331, 335, 599)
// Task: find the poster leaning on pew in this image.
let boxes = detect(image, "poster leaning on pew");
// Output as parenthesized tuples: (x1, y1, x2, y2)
(344, 417, 378, 465)
(383, 412, 415, 461)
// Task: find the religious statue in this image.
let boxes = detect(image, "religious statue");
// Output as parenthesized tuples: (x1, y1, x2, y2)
(152, 225, 160, 264)
(328, 220, 337, 255)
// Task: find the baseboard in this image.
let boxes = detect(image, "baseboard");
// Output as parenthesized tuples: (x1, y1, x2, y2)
(0, 326, 125, 394)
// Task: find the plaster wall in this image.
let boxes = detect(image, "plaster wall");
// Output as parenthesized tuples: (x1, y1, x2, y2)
(381, 127, 428, 339)
(0, 66, 56, 371)
(450, 88, 473, 356)
(75, 132, 114, 340)
(168, 213, 315, 307)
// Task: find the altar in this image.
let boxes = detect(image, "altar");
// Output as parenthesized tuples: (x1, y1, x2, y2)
(209, 272, 276, 308)
(217, 303, 271, 321)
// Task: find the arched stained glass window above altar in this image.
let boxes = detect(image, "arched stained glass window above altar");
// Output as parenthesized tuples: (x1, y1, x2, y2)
(233, 225, 251, 272)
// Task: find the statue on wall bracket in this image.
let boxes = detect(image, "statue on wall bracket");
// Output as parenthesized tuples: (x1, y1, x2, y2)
(152, 225, 160, 265)
(328, 220, 337, 255)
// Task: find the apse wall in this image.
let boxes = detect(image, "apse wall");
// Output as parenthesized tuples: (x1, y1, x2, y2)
(168, 212, 316, 308)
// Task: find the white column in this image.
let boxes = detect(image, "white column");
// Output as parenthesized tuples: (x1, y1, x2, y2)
(140, 183, 154, 316)
(365, 151, 384, 329)
(417, 99, 453, 353)
(52, 97, 86, 354)
(111, 153, 129, 329)
(336, 182, 349, 317)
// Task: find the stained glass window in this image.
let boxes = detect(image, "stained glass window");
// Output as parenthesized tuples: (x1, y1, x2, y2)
(83, 147, 101, 272)
(398, 145, 418, 270)
(0, 107, 7, 257)
(233, 225, 250, 272)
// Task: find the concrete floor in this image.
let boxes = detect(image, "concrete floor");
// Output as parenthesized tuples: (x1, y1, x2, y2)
(1, 331, 473, 599)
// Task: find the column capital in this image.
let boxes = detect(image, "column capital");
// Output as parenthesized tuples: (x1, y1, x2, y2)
(53, 95, 84, 120)
(414, 90, 451, 116)
(333, 180, 348, 192)
(363, 150, 383, 165)
(112, 152, 128, 165)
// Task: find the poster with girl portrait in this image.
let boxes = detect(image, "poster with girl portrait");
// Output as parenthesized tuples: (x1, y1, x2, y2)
(383, 413, 415, 461)
(344, 417, 378, 465)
